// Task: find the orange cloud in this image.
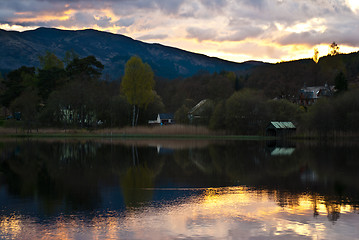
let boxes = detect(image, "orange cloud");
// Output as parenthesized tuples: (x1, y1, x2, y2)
(12, 9, 76, 23)
(2, 0, 359, 63)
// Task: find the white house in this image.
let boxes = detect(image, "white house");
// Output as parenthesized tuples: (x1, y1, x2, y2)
(148, 113, 175, 125)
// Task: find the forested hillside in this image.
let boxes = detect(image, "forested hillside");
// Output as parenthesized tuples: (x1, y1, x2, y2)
(246, 52, 359, 98)
(0, 28, 260, 79)
(157, 51, 359, 110)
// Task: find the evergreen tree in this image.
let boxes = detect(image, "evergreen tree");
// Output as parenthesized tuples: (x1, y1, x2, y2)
(334, 71, 348, 93)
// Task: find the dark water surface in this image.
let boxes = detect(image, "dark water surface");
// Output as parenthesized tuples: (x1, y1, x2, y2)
(0, 138, 358, 239)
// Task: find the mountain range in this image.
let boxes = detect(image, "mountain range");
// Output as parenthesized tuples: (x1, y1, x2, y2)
(0, 27, 264, 80)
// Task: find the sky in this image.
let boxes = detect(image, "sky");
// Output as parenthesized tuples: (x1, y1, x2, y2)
(1, 0, 359, 63)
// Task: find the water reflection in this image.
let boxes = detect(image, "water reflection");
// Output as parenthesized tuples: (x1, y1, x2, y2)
(0, 139, 358, 239)
(266, 139, 296, 156)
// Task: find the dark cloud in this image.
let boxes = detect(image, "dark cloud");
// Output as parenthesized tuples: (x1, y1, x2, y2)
(138, 34, 168, 40)
(0, 9, 15, 22)
(279, 28, 359, 47)
(242, 0, 267, 10)
(154, 0, 185, 15)
(199, 0, 228, 12)
(73, 12, 113, 28)
(2, 0, 68, 13)
(223, 28, 264, 42)
(115, 18, 134, 27)
(186, 27, 217, 42)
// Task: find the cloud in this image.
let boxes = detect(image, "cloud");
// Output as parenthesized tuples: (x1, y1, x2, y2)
(2, 0, 68, 13)
(138, 34, 168, 40)
(115, 18, 134, 27)
(221, 42, 288, 60)
(154, 0, 185, 15)
(71, 12, 113, 28)
(1, 0, 359, 62)
(186, 27, 217, 42)
(279, 28, 359, 47)
(242, 0, 267, 10)
(224, 18, 268, 41)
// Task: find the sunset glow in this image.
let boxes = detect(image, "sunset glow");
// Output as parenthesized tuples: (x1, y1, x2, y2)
(1, 187, 358, 239)
(1, 0, 359, 63)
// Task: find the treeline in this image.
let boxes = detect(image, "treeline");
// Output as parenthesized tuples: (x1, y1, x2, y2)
(172, 86, 359, 136)
(156, 51, 359, 108)
(247, 51, 359, 98)
(0, 52, 164, 130)
(1, 50, 359, 136)
(155, 52, 359, 136)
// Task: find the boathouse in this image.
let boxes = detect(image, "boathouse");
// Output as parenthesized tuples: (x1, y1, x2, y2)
(266, 122, 296, 137)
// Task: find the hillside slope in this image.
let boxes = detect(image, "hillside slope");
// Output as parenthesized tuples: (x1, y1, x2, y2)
(246, 52, 359, 98)
(0, 28, 262, 79)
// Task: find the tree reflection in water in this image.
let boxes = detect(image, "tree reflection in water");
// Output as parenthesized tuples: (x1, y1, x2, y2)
(0, 139, 358, 238)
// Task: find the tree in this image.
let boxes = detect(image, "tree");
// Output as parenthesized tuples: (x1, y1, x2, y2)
(10, 89, 40, 132)
(334, 71, 348, 93)
(63, 50, 79, 67)
(106, 95, 131, 127)
(304, 97, 336, 135)
(1, 66, 37, 108)
(38, 51, 64, 70)
(42, 79, 104, 128)
(225, 89, 268, 134)
(121, 56, 155, 126)
(175, 104, 190, 124)
(267, 99, 301, 122)
(329, 42, 340, 56)
(207, 72, 236, 100)
(303, 89, 359, 134)
(66, 56, 104, 81)
(38, 67, 67, 101)
(0, 72, 4, 98)
(313, 48, 319, 63)
(140, 93, 165, 125)
(209, 100, 226, 130)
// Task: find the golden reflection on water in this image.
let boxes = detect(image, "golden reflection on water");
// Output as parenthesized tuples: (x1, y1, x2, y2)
(1, 187, 358, 239)
(0, 215, 22, 238)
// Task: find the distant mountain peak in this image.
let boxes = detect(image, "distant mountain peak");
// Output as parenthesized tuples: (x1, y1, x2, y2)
(0, 27, 264, 79)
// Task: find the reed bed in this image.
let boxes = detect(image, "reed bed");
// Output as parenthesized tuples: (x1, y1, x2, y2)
(0, 125, 222, 138)
(95, 124, 218, 136)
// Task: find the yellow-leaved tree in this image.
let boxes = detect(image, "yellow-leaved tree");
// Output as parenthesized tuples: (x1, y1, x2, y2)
(121, 56, 155, 126)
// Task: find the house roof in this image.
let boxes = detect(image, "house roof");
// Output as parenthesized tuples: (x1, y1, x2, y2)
(299, 84, 334, 99)
(269, 121, 296, 129)
(189, 99, 208, 114)
(271, 147, 296, 156)
(159, 113, 174, 119)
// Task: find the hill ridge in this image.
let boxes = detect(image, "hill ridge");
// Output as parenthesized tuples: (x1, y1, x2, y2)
(0, 27, 263, 79)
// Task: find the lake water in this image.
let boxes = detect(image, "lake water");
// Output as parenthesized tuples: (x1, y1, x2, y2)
(0, 138, 358, 239)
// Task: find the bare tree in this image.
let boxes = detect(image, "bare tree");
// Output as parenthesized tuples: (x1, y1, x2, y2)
(329, 42, 340, 56)
(313, 48, 319, 63)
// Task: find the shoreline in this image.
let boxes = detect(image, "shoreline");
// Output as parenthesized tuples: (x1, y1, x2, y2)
(0, 130, 269, 141)
(0, 125, 271, 140)
(1, 126, 359, 141)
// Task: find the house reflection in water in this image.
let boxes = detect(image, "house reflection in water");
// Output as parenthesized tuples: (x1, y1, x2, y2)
(266, 140, 296, 156)
(270, 147, 295, 156)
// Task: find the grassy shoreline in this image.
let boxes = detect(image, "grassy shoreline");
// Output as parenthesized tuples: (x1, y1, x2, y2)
(0, 125, 273, 140)
(1, 125, 358, 140)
